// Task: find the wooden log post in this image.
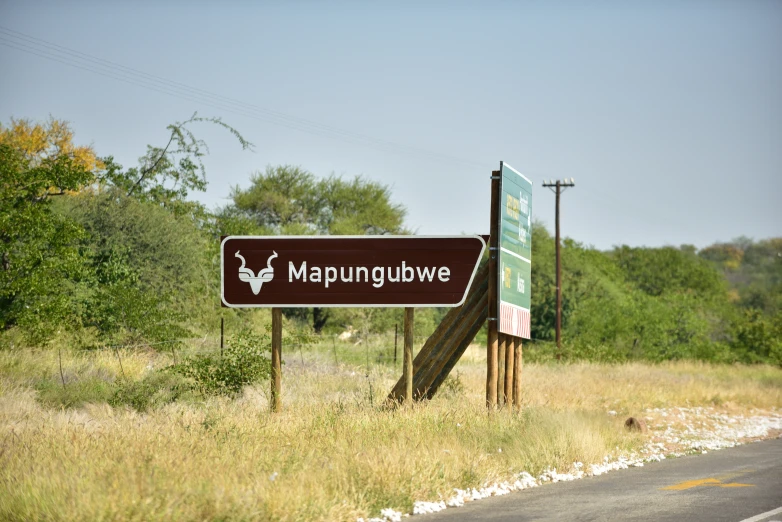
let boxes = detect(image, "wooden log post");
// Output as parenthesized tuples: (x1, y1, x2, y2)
(220, 317, 224, 357)
(394, 323, 398, 365)
(404, 307, 415, 403)
(487, 169, 500, 409)
(504, 334, 515, 410)
(271, 307, 282, 413)
(497, 334, 506, 406)
(513, 336, 522, 410)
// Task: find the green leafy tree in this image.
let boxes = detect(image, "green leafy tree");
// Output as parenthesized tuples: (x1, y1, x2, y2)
(730, 309, 782, 364)
(733, 239, 782, 315)
(218, 165, 409, 332)
(57, 191, 220, 345)
(220, 165, 407, 236)
(0, 120, 99, 341)
(612, 245, 727, 299)
(1, 114, 251, 346)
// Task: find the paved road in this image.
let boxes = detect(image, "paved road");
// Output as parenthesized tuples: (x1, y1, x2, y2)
(423, 437, 782, 522)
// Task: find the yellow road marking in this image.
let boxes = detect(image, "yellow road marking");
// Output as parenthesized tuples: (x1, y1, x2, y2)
(662, 477, 754, 491)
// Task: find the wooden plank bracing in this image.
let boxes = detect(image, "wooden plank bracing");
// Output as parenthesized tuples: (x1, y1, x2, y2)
(387, 262, 489, 402)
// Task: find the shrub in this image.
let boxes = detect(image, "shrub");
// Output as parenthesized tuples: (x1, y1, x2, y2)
(172, 329, 272, 397)
(730, 309, 782, 364)
(35, 377, 115, 409)
(110, 371, 188, 411)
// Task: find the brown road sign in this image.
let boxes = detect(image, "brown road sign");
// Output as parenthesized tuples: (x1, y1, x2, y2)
(221, 235, 486, 308)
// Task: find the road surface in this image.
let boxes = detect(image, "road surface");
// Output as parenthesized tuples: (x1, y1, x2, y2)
(423, 437, 782, 522)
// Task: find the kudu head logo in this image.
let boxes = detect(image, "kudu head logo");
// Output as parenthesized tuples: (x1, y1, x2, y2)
(235, 250, 278, 295)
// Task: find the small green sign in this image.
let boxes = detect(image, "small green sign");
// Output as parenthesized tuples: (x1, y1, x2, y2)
(498, 162, 531, 339)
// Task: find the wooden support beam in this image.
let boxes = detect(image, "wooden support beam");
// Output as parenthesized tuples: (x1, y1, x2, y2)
(504, 334, 515, 410)
(411, 266, 488, 396)
(497, 334, 506, 406)
(513, 336, 522, 411)
(423, 286, 488, 398)
(425, 295, 488, 398)
(487, 329, 498, 409)
(271, 307, 282, 413)
(404, 307, 414, 403)
(487, 170, 500, 409)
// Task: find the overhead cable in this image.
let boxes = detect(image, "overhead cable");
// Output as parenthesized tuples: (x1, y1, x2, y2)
(0, 26, 487, 169)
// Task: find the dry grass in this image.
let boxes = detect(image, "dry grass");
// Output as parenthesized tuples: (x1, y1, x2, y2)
(0, 344, 780, 521)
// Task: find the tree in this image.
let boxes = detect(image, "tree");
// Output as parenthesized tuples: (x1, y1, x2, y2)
(99, 112, 252, 219)
(612, 245, 727, 300)
(699, 243, 745, 272)
(0, 119, 100, 340)
(699, 237, 782, 317)
(1, 114, 251, 346)
(60, 191, 212, 345)
(0, 117, 102, 173)
(730, 309, 782, 364)
(221, 165, 408, 236)
(218, 165, 409, 331)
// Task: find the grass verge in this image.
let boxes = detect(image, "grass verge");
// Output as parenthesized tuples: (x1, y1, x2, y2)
(0, 344, 780, 521)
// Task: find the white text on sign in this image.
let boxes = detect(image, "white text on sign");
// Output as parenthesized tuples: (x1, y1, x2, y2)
(289, 261, 451, 288)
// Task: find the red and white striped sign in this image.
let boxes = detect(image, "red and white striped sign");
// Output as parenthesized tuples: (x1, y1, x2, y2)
(499, 301, 530, 339)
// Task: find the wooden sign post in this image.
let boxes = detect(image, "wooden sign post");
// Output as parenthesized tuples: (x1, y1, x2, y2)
(403, 307, 414, 403)
(487, 171, 500, 409)
(513, 336, 522, 410)
(504, 332, 515, 406)
(271, 307, 282, 412)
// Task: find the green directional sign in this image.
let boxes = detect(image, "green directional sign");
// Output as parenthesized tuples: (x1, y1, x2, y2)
(498, 162, 532, 339)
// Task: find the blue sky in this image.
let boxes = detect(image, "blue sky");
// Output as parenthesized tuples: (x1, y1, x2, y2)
(1, 1, 780, 250)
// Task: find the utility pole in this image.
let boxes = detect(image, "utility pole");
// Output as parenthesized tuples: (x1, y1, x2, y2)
(542, 178, 575, 360)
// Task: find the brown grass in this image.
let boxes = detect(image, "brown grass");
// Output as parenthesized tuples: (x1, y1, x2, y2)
(0, 344, 780, 521)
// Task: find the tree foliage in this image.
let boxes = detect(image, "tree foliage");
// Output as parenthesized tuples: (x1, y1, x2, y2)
(0, 120, 100, 341)
(219, 165, 408, 236)
(0, 117, 103, 173)
(218, 164, 409, 332)
(2, 114, 780, 368)
(99, 112, 252, 218)
(1, 115, 248, 345)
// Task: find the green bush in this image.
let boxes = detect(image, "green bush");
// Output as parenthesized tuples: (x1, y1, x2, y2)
(172, 329, 272, 397)
(34, 367, 189, 411)
(110, 371, 188, 411)
(35, 377, 115, 409)
(730, 309, 782, 365)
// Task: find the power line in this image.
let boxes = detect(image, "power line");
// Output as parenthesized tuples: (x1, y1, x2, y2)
(0, 26, 487, 169)
(0, 35, 403, 152)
